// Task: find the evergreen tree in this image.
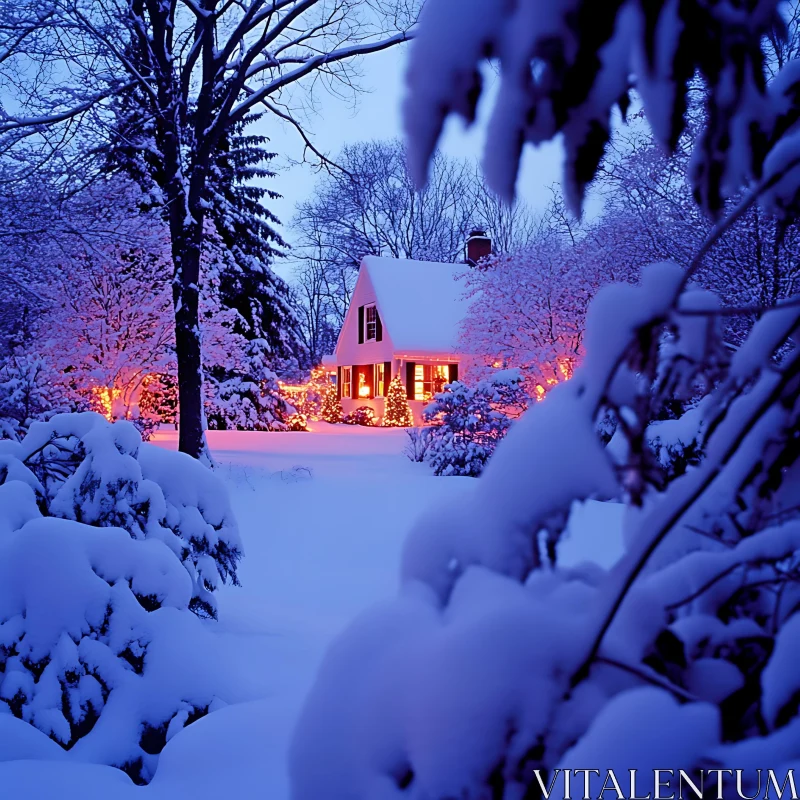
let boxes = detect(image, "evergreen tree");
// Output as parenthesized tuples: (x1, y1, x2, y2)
(422, 371, 527, 477)
(207, 115, 306, 373)
(383, 375, 413, 427)
(320, 380, 342, 424)
(139, 373, 178, 428)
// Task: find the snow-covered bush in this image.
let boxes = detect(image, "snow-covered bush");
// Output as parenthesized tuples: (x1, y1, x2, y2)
(607, 404, 706, 489)
(0, 412, 242, 618)
(0, 412, 241, 781)
(421, 370, 527, 477)
(138, 373, 178, 430)
(206, 371, 290, 432)
(343, 406, 376, 427)
(0, 354, 68, 440)
(404, 427, 434, 463)
(645, 408, 705, 485)
(280, 366, 329, 420)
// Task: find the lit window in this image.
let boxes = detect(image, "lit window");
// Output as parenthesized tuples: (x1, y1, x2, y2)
(342, 367, 351, 398)
(414, 364, 450, 401)
(366, 305, 377, 340)
(375, 363, 386, 397)
(358, 371, 371, 398)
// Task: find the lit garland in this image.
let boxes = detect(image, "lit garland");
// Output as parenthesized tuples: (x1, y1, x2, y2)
(279, 365, 332, 421)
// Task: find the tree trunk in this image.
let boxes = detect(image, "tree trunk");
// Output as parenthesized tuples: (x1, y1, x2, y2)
(164, 157, 209, 460)
(173, 236, 206, 459)
(154, 74, 212, 460)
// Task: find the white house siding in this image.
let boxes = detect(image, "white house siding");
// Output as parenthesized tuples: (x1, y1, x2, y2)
(334, 268, 395, 367)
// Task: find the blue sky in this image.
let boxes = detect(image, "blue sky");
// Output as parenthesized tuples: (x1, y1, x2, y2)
(255, 43, 567, 268)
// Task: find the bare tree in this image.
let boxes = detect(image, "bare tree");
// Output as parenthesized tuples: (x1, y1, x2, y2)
(291, 138, 540, 362)
(598, 113, 800, 344)
(0, 0, 416, 459)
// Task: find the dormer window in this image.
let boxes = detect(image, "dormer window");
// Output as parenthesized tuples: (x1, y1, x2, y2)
(365, 304, 378, 341)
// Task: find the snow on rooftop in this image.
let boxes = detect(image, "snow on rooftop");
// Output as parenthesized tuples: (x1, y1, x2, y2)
(362, 256, 471, 354)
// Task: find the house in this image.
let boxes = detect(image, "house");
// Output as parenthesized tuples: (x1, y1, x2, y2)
(323, 233, 493, 424)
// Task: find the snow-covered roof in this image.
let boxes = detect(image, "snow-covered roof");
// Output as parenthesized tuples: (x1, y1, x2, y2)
(362, 255, 470, 355)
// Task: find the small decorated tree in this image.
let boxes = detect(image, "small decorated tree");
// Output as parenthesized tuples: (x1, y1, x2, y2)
(320, 379, 342, 424)
(383, 374, 413, 427)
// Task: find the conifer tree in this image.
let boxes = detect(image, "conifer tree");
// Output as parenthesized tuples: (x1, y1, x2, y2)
(383, 374, 413, 427)
(207, 115, 305, 372)
(320, 380, 342, 424)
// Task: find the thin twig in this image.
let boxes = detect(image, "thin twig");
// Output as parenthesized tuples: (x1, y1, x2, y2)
(596, 656, 699, 703)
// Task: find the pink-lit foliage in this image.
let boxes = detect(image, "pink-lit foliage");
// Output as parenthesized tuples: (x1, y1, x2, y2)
(1, 178, 285, 435)
(459, 200, 639, 398)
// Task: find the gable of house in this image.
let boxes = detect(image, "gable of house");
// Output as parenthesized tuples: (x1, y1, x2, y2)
(363, 256, 470, 355)
(334, 256, 470, 361)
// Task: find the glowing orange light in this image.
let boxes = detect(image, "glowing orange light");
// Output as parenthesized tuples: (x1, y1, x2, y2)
(91, 387, 117, 420)
(278, 383, 308, 394)
(534, 384, 546, 400)
(358, 385, 370, 398)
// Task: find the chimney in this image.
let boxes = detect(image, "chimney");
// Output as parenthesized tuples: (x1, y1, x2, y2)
(465, 228, 492, 266)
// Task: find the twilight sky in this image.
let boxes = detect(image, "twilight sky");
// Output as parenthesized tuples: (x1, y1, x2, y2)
(255, 43, 567, 272)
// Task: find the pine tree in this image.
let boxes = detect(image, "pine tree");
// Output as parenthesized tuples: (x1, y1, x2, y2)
(422, 370, 527, 476)
(383, 374, 413, 427)
(207, 115, 306, 373)
(320, 380, 342, 424)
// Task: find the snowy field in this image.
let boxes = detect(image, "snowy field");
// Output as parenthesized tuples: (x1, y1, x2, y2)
(0, 424, 623, 798)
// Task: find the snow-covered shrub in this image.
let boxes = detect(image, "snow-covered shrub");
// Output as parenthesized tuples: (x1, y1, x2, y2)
(343, 406, 376, 427)
(645, 407, 704, 484)
(421, 370, 527, 477)
(206, 371, 290, 432)
(138, 373, 178, 430)
(0, 413, 241, 782)
(0, 354, 68, 439)
(0, 412, 242, 619)
(404, 426, 434, 463)
(607, 405, 706, 490)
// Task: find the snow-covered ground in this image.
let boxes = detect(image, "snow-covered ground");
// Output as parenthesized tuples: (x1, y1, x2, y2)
(0, 424, 623, 798)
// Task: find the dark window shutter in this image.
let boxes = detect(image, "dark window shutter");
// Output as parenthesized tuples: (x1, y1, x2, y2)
(384, 361, 392, 388)
(358, 306, 364, 344)
(406, 362, 416, 399)
(449, 364, 459, 384)
(376, 310, 383, 342)
(352, 366, 359, 399)
(337, 366, 342, 399)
